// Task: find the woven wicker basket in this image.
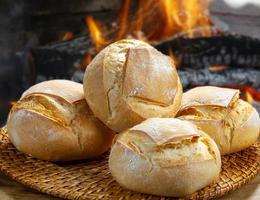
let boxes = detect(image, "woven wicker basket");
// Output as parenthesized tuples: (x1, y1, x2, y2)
(0, 127, 259, 200)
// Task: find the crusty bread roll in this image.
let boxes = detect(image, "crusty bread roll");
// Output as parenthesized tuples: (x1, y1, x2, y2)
(7, 80, 115, 161)
(177, 86, 260, 155)
(109, 118, 221, 197)
(83, 39, 182, 132)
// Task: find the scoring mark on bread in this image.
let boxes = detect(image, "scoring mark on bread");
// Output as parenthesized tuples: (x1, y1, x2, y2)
(69, 116, 83, 151)
(126, 140, 154, 173)
(118, 132, 216, 169)
(13, 94, 70, 127)
(198, 136, 217, 162)
(12, 94, 90, 152)
(154, 136, 200, 151)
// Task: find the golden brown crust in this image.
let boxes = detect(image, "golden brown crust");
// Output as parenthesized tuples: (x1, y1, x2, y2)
(129, 118, 201, 145)
(122, 47, 177, 106)
(22, 79, 84, 104)
(178, 86, 260, 155)
(12, 94, 72, 127)
(84, 39, 182, 132)
(180, 86, 239, 109)
(109, 118, 221, 197)
(7, 80, 115, 161)
(84, 49, 110, 124)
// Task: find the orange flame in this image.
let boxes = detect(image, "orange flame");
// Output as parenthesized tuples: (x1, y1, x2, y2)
(246, 91, 254, 104)
(86, 16, 106, 50)
(160, 0, 182, 37)
(242, 86, 260, 103)
(83, 0, 212, 67)
(117, 0, 131, 40)
(229, 85, 260, 104)
(62, 32, 73, 41)
(156, 0, 211, 39)
(183, 0, 208, 37)
(85, 0, 211, 51)
(132, 0, 146, 39)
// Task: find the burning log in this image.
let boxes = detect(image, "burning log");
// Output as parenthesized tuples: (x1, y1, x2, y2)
(30, 34, 91, 81)
(67, 67, 260, 91)
(30, 34, 260, 86)
(30, 0, 216, 74)
(32, 33, 260, 70)
(179, 68, 260, 90)
(156, 34, 260, 69)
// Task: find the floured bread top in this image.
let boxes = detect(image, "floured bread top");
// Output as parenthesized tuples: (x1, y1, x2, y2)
(177, 87, 256, 152)
(11, 93, 89, 128)
(115, 118, 217, 167)
(123, 46, 177, 106)
(22, 80, 84, 104)
(101, 39, 178, 115)
(130, 118, 200, 145)
(178, 86, 254, 130)
(179, 99, 255, 135)
(13, 80, 89, 127)
(181, 86, 239, 109)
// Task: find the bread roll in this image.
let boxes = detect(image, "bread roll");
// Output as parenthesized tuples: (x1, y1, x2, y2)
(7, 80, 114, 161)
(109, 118, 221, 197)
(177, 86, 260, 155)
(83, 39, 182, 132)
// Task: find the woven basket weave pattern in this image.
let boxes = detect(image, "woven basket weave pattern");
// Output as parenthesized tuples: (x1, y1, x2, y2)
(0, 127, 259, 200)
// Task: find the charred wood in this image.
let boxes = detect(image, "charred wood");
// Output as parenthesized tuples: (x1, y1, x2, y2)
(156, 34, 260, 69)
(31, 34, 260, 77)
(30, 34, 260, 89)
(179, 68, 260, 90)
(69, 67, 260, 90)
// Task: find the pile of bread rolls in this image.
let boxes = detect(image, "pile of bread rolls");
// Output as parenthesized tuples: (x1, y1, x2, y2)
(6, 39, 260, 197)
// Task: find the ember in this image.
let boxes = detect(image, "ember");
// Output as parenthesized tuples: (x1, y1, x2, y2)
(230, 85, 260, 103)
(62, 32, 74, 41)
(208, 65, 227, 71)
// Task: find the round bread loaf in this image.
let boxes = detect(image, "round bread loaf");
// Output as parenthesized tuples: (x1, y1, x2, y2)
(177, 86, 260, 155)
(109, 118, 221, 197)
(7, 80, 115, 161)
(83, 39, 182, 132)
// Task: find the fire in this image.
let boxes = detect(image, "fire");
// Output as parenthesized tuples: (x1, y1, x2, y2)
(183, 0, 211, 37)
(81, 1, 260, 112)
(132, 0, 150, 40)
(62, 32, 73, 41)
(86, 16, 107, 50)
(117, 0, 131, 40)
(160, 0, 182, 37)
(83, 0, 211, 67)
(85, 0, 211, 51)
(229, 85, 260, 104)
(241, 86, 260, 102)
(246, 91, 254, 104)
